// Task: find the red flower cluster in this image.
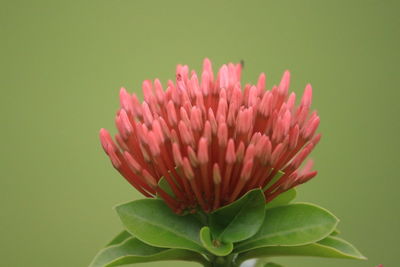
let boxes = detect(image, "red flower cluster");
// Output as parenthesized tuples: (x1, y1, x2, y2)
(100, 59, 320, 213)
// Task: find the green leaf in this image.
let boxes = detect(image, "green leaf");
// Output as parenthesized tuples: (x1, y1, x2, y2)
(199, 226, 233, 256)
(106, 231, 132, 246)
(265, 189, 296, 209)
(317, 236, 366, 259)
(235, 203, 339, 253)
(115, 198, 206, 253)
(156, 177, 175, 198)
(236, 236, 366, 264)
(330, 229, 340, 236)
(263, 170, 284, 191)
(89, 237, 208, 267)
(210, 189, 265, 243)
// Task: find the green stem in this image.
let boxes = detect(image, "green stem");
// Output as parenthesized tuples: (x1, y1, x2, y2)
(209, 254, 239, 267)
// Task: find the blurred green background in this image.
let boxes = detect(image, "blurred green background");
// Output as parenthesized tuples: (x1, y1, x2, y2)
(1, 0, 398, 266)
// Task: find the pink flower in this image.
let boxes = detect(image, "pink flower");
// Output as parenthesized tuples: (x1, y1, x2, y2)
(100, 59, 320, 213)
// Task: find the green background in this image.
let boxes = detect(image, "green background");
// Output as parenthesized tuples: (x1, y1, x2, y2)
(1, 0, 398, 266)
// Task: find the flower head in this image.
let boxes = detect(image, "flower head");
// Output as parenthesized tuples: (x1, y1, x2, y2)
(100, 59, 320, 213)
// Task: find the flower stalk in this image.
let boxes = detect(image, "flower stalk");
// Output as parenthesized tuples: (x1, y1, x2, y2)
(211, 255, 237, 267)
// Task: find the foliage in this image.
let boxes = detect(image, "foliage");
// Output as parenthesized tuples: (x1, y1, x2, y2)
(89, 190, 365, 267)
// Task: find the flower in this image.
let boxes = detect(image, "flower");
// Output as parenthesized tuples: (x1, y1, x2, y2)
(99, 59, 320, 214)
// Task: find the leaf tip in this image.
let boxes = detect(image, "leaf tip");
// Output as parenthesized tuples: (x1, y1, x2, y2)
(199, 226, 233, 256)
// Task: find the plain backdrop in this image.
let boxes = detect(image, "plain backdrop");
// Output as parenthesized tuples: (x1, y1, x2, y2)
(1, 1, 399, 266)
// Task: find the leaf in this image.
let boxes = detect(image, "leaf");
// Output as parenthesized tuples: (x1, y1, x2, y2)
(89, 237, 208, 267)
(106, 231, 132, 246)
(115, 198, 206, 253)
(265, 189, 296, 209)
(210, 189, 265, 243)
(263, 170, 284, 191)
(236, 236, 366, 264)
(235, 203, 339, 253)
(156, 177, 175, 198)
(330, 229, 340, 236)
(317, 236, 366, 259)
(199, 226, 233, 256)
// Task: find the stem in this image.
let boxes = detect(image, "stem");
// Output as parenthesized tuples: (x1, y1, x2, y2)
(210, 254, 239, 267)
(192, 210, 209, 225)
